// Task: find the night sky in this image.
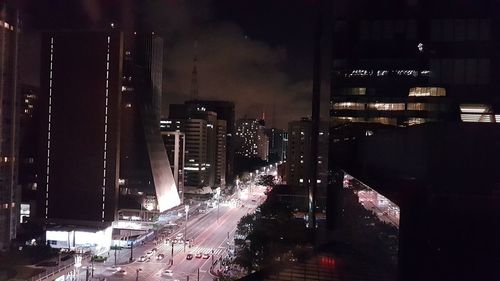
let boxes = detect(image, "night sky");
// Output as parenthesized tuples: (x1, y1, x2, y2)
(18, 0, 331, 128)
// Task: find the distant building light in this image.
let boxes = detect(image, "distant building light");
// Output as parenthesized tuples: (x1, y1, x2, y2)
(299, 179, 304, 183)
(417, 42, 424, 52)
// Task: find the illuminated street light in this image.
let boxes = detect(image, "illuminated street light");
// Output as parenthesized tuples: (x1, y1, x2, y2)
(184, 204, 189, 252)
(216, 188, 221, 222)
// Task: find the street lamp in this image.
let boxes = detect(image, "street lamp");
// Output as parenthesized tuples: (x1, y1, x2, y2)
(216, 189, 221, 222)
(170, 241, 175, 265)
(184, 204, 189, 252)
(135, 268, 142, 281)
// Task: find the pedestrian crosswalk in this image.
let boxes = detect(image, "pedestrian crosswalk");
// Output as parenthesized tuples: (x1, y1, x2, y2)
(190, 246, 226, 256)
(166, 243, 226, 256)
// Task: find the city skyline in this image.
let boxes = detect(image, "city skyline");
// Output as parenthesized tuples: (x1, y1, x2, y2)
(2, 1, 500, 281)
(16, 0, 331, 130)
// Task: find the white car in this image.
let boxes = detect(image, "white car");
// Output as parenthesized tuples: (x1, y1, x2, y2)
(105, 266, 121, 271)
(162, 269, 173, 277)
(145, 251, 154, 257)
(114, 269, 127, 275)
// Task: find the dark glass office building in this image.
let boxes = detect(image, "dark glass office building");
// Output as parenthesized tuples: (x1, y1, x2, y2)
(331, 0, 500, 126)
(38, 30, 123, 224)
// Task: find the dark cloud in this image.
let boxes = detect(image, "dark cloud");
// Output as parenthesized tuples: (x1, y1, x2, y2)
(18, 0, 330, 128)
(146, 0, 328, 128)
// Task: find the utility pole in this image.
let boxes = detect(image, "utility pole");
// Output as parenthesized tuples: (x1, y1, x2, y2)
(184, 205, 189, 252)
(135, 268, 141, 281)
(197, 268, 200, 281)
(171, 241, 175, 265)
(130, 240, 134, 262)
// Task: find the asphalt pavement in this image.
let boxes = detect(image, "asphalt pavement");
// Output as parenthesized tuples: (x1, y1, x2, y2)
(67, 185, 266, 281)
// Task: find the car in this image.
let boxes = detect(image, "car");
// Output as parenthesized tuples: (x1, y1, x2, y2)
(195, 253, 202, 258)
(156, 254, 165, 260)
(138, 255, 148, 262)
(151, 248, 158, 253)
(105, 266, 121, 271)
(202, 254, 210, 259)
(186, 254, 193, 260)
(145, 251, 153, 257)
(161, 269, 173, 277)
(114, 269, 127, 275)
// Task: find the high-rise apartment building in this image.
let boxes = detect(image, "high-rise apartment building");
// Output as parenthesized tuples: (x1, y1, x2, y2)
(161, 116, 209, 188)
(38, 30, 123, 225)
(235, 118, 268, 161)
(0, 6, 20, 250)
(183, 119, 209, 187)
(286, 118, 328, 189)
(168, 104, 228, 188)
(184, 100, 235, 183)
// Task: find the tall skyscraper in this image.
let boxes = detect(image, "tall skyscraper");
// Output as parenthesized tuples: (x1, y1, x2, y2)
(183, 118, 209, 187)
(168, 103, 228, 188)
(38, 30, 123, 224)
(215, 120, 227, 186)
(184, 100, 235, 183)
(286, 118, 328, 189)
(0, 5, 20, 250)
(19, 85, 39, 226)
(120, 33, 180, 212)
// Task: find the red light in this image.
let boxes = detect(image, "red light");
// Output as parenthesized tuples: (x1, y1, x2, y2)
(320, 256, 336, 268)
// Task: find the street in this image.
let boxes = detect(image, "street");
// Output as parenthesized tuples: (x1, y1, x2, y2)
(68, 185, 266, 281)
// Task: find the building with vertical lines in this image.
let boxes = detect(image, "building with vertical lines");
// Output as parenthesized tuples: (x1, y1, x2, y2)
(38, 30, 123, 225)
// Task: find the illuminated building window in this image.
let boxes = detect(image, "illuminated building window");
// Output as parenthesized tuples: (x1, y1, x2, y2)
(366, 117, 398, 126)
(336, 87, 366, 96)
(407, 118, 428, 126)
(460, 104, 495, 123)
(406, 103, 440, 111)
(367, 103, 405, 111)
(332, 102, 365, 110)
(408, 87, 446, 97)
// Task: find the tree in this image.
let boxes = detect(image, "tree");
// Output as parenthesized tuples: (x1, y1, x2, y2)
(257, 175, 275, 187)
